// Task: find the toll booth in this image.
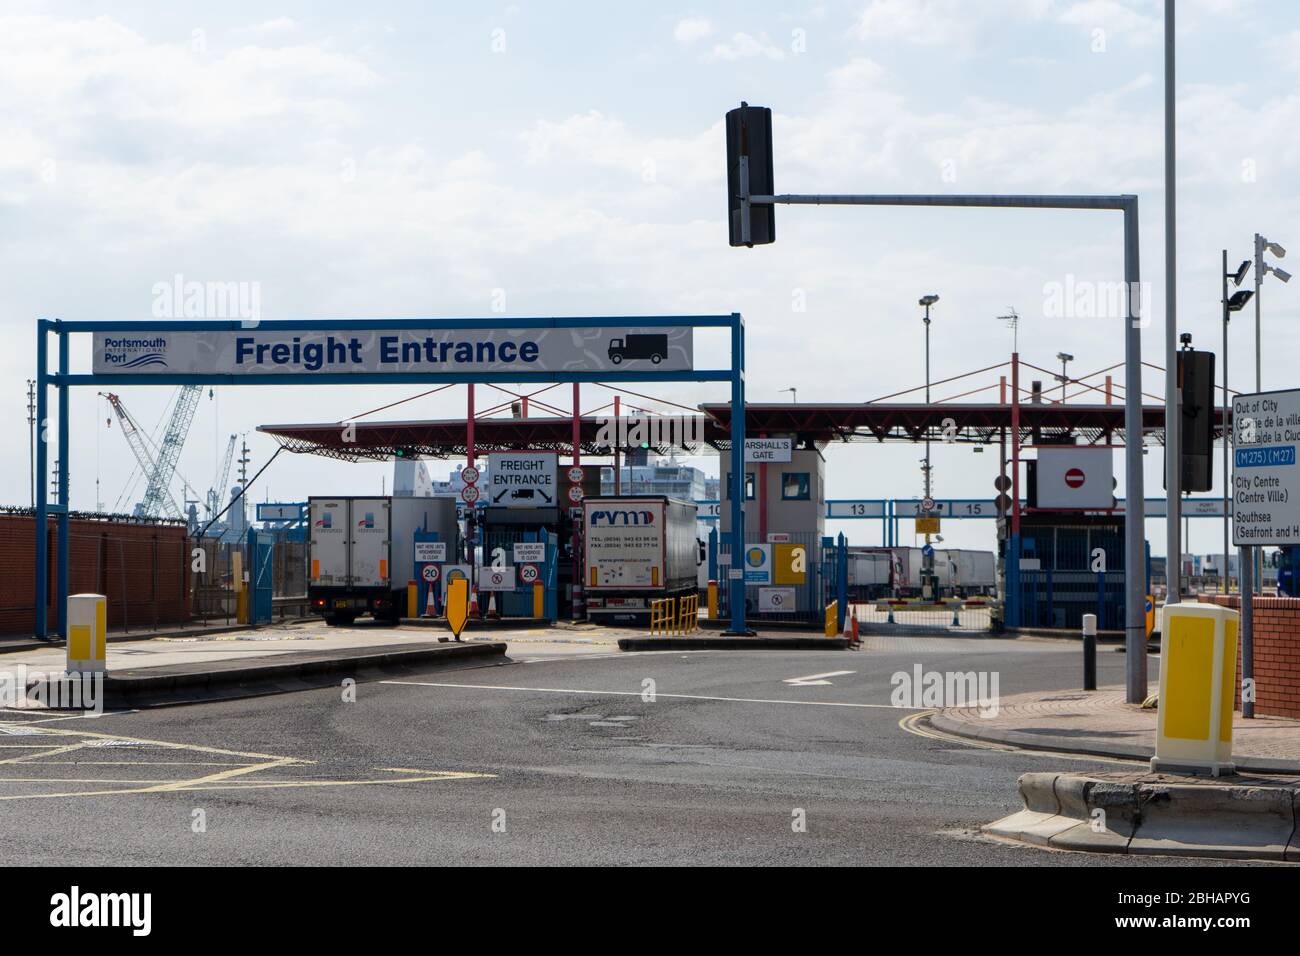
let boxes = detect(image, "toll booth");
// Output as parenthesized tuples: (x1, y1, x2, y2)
(717, 443, 827, 621)
(1008, 514, 1149, 630)
(477, 506, 564, 619)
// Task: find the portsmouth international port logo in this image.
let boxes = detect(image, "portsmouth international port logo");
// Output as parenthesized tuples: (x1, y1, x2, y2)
(100, 335, 169, 370)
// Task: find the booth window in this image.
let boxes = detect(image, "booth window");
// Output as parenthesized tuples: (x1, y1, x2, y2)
(726, 472, 756, 501)
(781, 472, 811, 501)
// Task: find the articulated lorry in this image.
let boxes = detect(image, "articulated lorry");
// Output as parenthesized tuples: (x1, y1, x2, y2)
(583, 495, 699, 624)
(308, 496, 459, 625)
(891, 547, 996, 598)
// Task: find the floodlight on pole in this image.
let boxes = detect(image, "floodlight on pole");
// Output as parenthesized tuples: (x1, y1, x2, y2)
(1056, 352, 1074, 401)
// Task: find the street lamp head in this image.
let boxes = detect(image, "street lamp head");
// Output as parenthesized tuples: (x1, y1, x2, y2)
(1268, 241, 1287, 259)
(919, 294, 939, 307)
(1270, 265, 1292, 283)
(1057, 352, 1074, 363)
(1227, 289, 1254, 312)
(1232, 260, 1251, 286)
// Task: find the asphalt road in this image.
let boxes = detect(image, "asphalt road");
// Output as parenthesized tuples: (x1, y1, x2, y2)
(0, 633, 1228, 866)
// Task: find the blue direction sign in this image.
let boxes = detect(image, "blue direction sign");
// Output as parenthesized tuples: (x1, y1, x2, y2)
(921, 544, 935, 557)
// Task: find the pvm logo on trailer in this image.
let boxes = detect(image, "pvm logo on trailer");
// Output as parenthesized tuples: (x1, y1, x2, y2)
(315, 512, 332, 529)
(589, 509, 655, 526)
(100, 336, 169, 370)
(357, 512, 375, 528)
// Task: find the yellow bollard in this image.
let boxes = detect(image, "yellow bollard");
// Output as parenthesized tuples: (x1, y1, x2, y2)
(707, 580, 718, 621)
(825, 600, 839, 638)
(533, 581, 544, 618)
(1152, 602, 1239, 776)
(407, 582, 418, 619)
(66, 593, 107, 674)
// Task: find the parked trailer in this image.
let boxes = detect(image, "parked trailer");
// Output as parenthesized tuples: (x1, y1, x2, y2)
(308, 496, 459, 625)
(889, 547, 995, 598)
(583, 495, 698, 624)
(947, 549, 997, 596)
(847, 548, 893, 601)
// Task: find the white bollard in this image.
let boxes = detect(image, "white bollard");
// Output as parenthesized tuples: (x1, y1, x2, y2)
(66, 593, 107, 674)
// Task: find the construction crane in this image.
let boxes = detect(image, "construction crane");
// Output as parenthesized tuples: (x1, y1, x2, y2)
(207, 433, 238, 519)
(100, 386, 202, 518)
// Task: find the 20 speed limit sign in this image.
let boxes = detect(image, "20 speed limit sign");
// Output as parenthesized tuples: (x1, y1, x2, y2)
(421, 564, 441, 583)
(518, 563, 540, 585)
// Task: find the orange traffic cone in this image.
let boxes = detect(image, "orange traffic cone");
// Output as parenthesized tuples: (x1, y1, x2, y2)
(469, 587, 481, 619)
(487, 592, 499, 619)
(424, 584, 438, 618)
(850, 606, 860, 645)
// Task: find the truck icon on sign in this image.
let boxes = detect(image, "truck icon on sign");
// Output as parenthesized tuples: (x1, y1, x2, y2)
(608, 334, 668, 365)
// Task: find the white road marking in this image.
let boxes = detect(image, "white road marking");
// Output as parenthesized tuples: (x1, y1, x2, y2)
(380, 679, 912, 709)
(782, 670, 856, 686)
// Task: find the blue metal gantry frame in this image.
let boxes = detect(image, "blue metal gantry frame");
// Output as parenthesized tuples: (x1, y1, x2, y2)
(34, 314, 753, 638)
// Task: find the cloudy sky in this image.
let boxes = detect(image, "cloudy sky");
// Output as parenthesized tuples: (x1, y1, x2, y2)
(5, 0, 1298, 556)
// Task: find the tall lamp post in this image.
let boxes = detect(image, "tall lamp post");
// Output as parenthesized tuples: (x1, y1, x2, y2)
(1221, 253, 1251, 595)
(1250, 234, 1290, 595)
(920, 294, 939, 598)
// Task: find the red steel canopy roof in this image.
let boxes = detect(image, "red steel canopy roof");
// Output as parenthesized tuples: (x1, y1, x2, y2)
(259, 401, 1220, 461)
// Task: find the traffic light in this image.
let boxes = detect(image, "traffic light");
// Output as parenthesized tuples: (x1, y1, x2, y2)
(726, 103, 775, 247)
(1165, 346, 1216, 492)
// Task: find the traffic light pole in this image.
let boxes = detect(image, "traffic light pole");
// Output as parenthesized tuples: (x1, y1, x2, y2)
(744, 189, 1148, 700)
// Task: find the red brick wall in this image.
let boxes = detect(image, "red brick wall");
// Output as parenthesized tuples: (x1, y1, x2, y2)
(0, 514, 191, 636)
(1200, 594, 1300, 719)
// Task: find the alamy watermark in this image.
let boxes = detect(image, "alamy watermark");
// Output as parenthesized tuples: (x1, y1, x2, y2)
(1043, 276, 1151, 328)
(891, 664, 1000, 717)
(592, 413, 706, 453)
(0, 665, 103, 715)
(151, 273, 261, 326)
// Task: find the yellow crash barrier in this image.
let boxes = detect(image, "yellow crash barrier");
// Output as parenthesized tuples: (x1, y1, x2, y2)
(825, 600, 839, 637)
(676, 594, 699, 634)
(649, 597, 676, 636)
(1152, 602, 1239, 776)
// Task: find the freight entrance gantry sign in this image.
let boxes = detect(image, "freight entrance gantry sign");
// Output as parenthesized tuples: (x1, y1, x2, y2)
(486, 451, 557, 508)
(1233, 388, 1300, 547)
(35, 313, 754, 638)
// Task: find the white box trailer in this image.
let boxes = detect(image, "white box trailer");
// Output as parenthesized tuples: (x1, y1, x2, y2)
(847, 548, 892, 600)
(891, 548, 922, 595)
(309, 496, 459, 625)
(583, 495, 699, 624)
(947, 549, 996, 596)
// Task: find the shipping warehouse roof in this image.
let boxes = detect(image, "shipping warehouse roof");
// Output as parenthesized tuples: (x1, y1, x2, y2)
(259, 401, 1223, 461)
